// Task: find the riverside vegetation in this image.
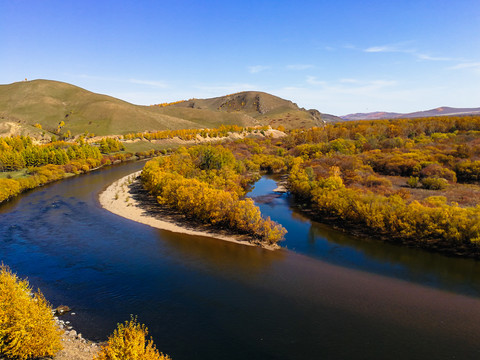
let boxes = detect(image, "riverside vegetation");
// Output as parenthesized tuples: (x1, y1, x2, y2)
(0, 264, 171, 360)
(0, 264, 62, 359)
(0, 136, 136, 203)
(141, 115, 480, 255)
(0, 125, 277, 204)
(283, 115, 480, 255)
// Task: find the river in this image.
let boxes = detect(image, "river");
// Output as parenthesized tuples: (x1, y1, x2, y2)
(1, 161, 480, 359)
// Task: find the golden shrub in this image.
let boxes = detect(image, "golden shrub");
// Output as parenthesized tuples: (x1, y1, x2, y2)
(0, 264, 62, 359)
(95, 317, 171, 360)
(0, 178, 22, 203)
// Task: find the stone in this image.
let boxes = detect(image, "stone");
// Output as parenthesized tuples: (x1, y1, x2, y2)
(54, 305, 71, 316)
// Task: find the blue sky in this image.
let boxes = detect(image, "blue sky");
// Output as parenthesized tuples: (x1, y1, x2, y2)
(1, 0, 479, 115)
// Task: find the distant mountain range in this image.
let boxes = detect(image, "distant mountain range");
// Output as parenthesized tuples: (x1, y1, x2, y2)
(0, 80, 341, 138)
(341, 107, 480, 121)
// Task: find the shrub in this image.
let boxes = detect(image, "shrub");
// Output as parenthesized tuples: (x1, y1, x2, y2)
(407, 176, 419, 188)
(0, 264, 62, 359)
(0, 178, 22, 203)
(456, 160, 480, 182)
(95, 317, 171, 360)
(363, 175, 392, 188)
(420, 163, 457, 182)
(421, 177, 449, 190)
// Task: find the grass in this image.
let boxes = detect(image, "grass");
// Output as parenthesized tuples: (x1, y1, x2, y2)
(0, 169, 29, 179)
(123, 140, 181, 153)
(387, 175, 480, 208)
(0, 80, 231, 136)
(154, 106, 256, 128)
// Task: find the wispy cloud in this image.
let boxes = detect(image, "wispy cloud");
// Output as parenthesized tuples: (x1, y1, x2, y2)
(364, 45, 401, 53)
(363, 42, 415, 54)
(248, 65, 270, 74)
(286, 64, 314, 71)
(417, 54, 454, 62)
(343, 43, 356, 50)
(306, 76, 327, 86)
(449, 62, 480, 74)
(305, 76, 397, 94)
(363, 42, 458, 63)
(339, 78, 359, 84)
(129, 79, 168, 88)
(450, 62, 480, 70)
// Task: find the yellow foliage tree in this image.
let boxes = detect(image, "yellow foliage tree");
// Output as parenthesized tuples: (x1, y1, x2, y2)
(95, 317, 171, 360)
(0, 264, 62, 360)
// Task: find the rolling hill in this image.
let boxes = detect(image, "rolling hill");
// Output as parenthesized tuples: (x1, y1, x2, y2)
(0, 80, 340, 139)
(0, 80, 255, 137)
(168, 91, 341, 128)
(342, 106, 480, 121)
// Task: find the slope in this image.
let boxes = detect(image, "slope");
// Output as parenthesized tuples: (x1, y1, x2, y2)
(0, 80, 257, 137)
(169, 91, 342, 128)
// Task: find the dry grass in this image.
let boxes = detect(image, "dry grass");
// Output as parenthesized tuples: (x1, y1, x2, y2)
(386, 175, 480, 207)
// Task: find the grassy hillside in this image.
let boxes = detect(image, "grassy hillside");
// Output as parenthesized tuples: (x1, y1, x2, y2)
(152, 106, 259, 128)
(168, 91, 341, 128)
(0, 80, 212, 136)
(0, 80, 340, 138)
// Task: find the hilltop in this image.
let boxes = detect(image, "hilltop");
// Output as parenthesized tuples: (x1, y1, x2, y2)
(0, 80, 340, 139)
(167, 91, 341, 128)
(342, 106, 480, 121)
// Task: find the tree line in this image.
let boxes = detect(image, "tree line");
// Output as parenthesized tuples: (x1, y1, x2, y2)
(123, 125, 270, 141)
(0, 136, 133, 203)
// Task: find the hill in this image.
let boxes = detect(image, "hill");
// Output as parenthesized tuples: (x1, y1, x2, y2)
(0, 80, 340, 139)
(0, 80, 257, 138)
(342, 106, 480, 121)
(168, 91, 341, 128)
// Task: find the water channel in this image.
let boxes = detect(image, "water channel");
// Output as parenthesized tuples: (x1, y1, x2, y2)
(1, 161, 480, 359)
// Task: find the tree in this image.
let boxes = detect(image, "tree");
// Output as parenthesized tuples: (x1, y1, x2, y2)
(94, 318, 170, 360)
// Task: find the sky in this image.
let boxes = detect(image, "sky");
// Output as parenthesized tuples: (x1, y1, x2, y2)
(1, 0, 479, 115)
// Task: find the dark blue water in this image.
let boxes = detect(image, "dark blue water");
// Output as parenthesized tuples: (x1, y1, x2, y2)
(249, 176, 480, 297)
(2, 163, 480, 359)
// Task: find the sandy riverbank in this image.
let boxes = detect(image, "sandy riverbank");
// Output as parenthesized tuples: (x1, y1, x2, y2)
(99, 172, 270, 248)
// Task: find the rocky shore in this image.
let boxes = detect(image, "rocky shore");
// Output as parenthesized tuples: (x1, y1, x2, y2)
(52, 307, 100, 360)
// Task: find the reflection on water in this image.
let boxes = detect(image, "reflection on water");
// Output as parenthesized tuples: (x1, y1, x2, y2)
(249, 176, 480, 297)
(157, 229, 286, 277)
(2, 164, 480, 359)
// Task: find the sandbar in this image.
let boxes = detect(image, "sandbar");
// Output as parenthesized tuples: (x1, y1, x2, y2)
(99, 172, 267, 248)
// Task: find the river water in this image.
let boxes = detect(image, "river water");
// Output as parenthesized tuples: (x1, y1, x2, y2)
(1, 162, 480, 359)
